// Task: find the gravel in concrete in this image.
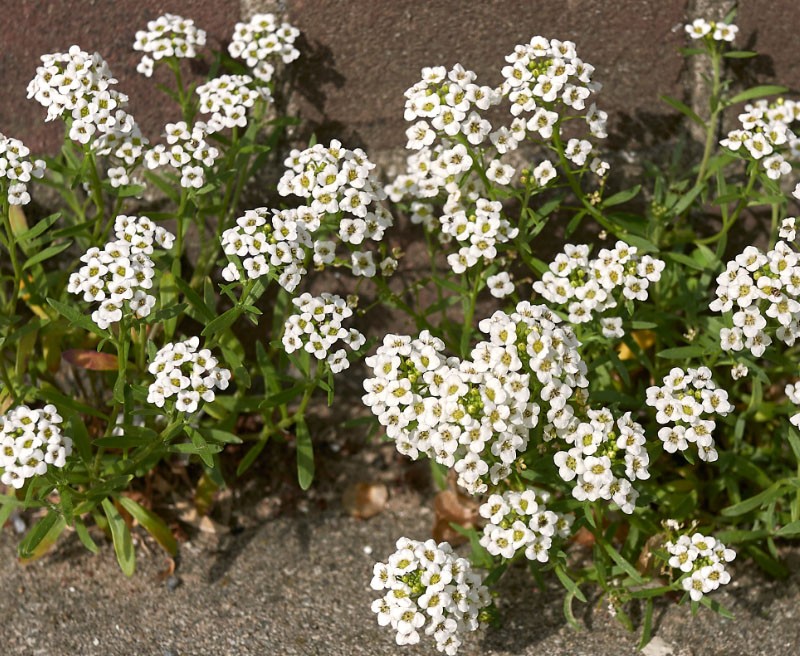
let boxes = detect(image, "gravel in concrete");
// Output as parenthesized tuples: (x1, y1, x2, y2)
(2, 492, 800, 656)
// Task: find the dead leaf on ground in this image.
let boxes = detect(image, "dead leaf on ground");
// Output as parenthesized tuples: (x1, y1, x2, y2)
(432, 489, 480, 544)
(63, 349, 119, 371)
(342, 482, 389, 519)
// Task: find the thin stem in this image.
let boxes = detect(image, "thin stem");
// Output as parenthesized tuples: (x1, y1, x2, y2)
(695, 47, 723, 187)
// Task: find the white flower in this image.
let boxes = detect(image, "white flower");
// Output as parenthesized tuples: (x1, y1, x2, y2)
(486, 272, 514, 298)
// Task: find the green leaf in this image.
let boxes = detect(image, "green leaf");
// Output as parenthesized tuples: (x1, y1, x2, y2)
(698, 594, 736, 619)
(118, 497, 177, 556)
(184, 427, 217, 468)
(102, 498, 136, 576)
(554, 564, 587, 603)
(201, 306, 242, 337)
(656, 345, 712, 360)
(47, 297, 109, 336)
(660, 94, 704, 127)
(720, 481, 786, 517)
(236, 437, 269, 476)
(15, 212, 61, 244)
(601, 184, 640, 208)
(723, 50, 757, 59)
(18, 511, 64, 559)
(776, 521, 800, 538)
(199, 427, 242, 445)
(600, 539, 645, 583)
(174, 276, 215, 322)
(666, 251, 706, 271)
(295, 417, 314, 490)
(728, 85, 788, 105)
(74, 518, 99, 554)
(260, 382, 308, 410)
(23, 241, 72, 270)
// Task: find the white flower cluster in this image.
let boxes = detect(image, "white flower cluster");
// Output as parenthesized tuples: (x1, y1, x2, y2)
(665, 532, 735, 601)
(133, 13, 207, 77)
(478, 489, 572, 562)
(147, 337, 231, 413)
(144, 121, 219, 189)
(500, 37, 602, 128)
(67, 215, 174, 329)
(363, 303, 588, 495)
(276, 140, 394, 274)
(533, 241, 664, 325)
(685, 19, 739, 42)
(646, 367, 732, 462)
(552, 408, 648, 513)
(281, 293, 366, 373)
(196, 74, 271, 133)
(403, 64, 502, 153)
(228, 13, 300, 83)
(27, 46, 146, 161)
(0, 133, 45, 205)
(0, 404, 72, 489)
(720, 98, 800, 179)
(442, 197, 520, 273)
(710, 239, 800, 357)
(221, 207, 310, 291)
(370, 537, 491, 654)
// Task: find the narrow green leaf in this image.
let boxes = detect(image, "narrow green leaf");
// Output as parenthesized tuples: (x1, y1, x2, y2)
(656, 345, 712, 360)
(236, 437, 269, 476)
(47, 297, 109, 336)
(19, 511, 64, 559)
(776, 521, 800, 538)
(74, 518, 99, 554)
(174, 276, 215, 322)
(723, 50, 757, 59)
(660, 94, 704, 127)
(118, 497, 177, 556)
(720, 481, 786, 517)
(23, 241, 72, 270)
(296, 417, 314, 490)
(601, 184, 640, 208)
(102, 498, 136, 576)
(201, 306, 241, 336)
(728, 85, 788, 105)
(15, 212, 61, 244)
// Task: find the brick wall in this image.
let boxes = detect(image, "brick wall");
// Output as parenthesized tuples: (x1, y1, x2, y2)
(1, 0, 799, 162)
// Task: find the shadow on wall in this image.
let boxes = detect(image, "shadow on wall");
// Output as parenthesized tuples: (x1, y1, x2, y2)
(287, 33, 357, 148)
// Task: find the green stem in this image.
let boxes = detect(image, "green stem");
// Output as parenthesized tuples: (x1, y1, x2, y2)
(551, 127, 613, 232)
(696, 164, 758, 246)
(460, 266, 483, 359)
(695, 47, 723, 188)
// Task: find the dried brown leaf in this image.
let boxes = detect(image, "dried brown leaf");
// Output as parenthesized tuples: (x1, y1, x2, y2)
(63, 349, 119, 371)
(342, 482, 389, 519)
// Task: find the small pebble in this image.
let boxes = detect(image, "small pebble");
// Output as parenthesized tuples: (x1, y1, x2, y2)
(166, 575, 182, 592)
(363, 545, 373, 555)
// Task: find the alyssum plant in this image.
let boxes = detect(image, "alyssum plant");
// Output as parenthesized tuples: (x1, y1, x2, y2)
(0, 9, 799, 653)
(366, 15, 800, 652)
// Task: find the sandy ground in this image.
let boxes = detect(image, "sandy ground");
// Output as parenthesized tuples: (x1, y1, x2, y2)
(2, 485, 800, 656)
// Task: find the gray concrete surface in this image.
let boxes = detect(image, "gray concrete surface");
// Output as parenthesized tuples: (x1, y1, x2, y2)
(2, 491, 799, 656)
